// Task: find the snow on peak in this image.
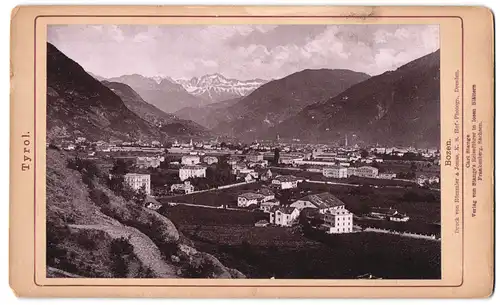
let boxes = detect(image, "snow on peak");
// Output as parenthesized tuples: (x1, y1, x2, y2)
(175, 74, 267, 102)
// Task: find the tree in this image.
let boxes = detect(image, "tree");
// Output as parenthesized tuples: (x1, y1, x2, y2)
(132, 185, 147, 206)
(273, 148, 280, 165)
(360, 149, 369, 158)
(110, 159, 131, 177)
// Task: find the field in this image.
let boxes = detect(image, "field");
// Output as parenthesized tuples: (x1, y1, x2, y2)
(271, 167, 417, 187)
(161, 205, 440, 279)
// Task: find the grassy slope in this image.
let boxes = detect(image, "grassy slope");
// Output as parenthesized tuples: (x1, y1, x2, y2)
(46, 148, 245, 279)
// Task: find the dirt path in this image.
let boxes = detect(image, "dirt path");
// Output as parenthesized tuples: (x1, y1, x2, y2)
(69, 223, 178, 278)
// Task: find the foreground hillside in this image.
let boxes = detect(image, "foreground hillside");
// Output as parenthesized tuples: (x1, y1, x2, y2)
(46, 148, 245, 278)
(270, 50, 441, 147)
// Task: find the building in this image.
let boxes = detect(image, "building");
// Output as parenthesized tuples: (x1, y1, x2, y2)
(257, 168, 273, 181)
(179, 165, 207, 181)
(260, 200, 280, 213)
(322, 166, 348, 179)
(369, 207, 398, 219)
(378, 173, 396, 180)
(136, 156, 163, 169)
(181, 155, 201, 165)
(170, 181, 195, 194)
(269, 207, 300, 227)
(347, 167, 357, 177)
(254, 220, 270, 227)
(237, 192, 265, 207)
(257, 188, 275, 202)
(271, 175, 302, 190)
(389, 213, 410, 222)
(323, 206, 354, 234)
(246, 153, 264, 162)
(355, 166, 379, 178)
(291, 192, 346, 214)
(124, 173, 151, 195)
(203, 156, 218, 165)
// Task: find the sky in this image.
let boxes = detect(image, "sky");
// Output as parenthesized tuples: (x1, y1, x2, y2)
(47, 24, 439, 81)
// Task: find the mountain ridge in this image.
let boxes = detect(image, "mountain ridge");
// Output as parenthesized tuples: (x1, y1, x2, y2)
(268, 50, 441, 148)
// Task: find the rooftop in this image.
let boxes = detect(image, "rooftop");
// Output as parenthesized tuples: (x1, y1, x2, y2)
(125, 173, 150, 177)
(298, 192, 345, 209)
(181, 165, 206, 170)
(273, 175, 301, 182)
(239, 192, 265, 200)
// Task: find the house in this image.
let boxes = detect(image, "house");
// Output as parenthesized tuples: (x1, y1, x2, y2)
(254, 220, 270, 227)
(237, 192, 265, 207)
(378, 173, 396, 180)
(232, 162, 248, 174)
(389, 213, 410, 222)
(260, 200, 280, 212)
(136, 156, 163, 169)
(269, 207, 300, 227)
(203, 156, 218, 165)
(257, 168, 273, 181)
(124, 173, 151, 195)
(322, 166, 348, 179)
(257, 187, 275, 202)
(271, 175, 302, 190)
(347, 167, 357, 177)
(369, 207, 398, 219)
(291, 192, 347, 214)
(170, 181, 195, 194)
(181, 155, 200, 165)
(246, 152, 264, 162)
(179, 165, 207, 181)
(322, 206, 354, 234)
(355, 166, 379, 178)
(145, 197, 162, 210)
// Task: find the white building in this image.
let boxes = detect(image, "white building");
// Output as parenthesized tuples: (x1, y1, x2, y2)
(322, 166, 348, 179)
(355, 166, 379, 178)
(378, 173, 397, 180)
(181, 155, 201, 165)
(179, 165, 207, 181)
(246, 153, 264, 162)
(291, 192, 347, 214)
(271, 175, 302, 190)
(269, 207, 300, 227)
(203, 156, 218, 165)
(323, 207, 354, 234)
(170, 181, 195, 194)
(124, 173, 151, 195)
(237, 192, 265, 207)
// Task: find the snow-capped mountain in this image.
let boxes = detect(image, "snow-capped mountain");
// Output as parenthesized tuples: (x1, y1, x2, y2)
(176, 73, 267, 103)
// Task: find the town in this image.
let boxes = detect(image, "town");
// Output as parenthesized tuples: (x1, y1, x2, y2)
(51, 135, 441, 242)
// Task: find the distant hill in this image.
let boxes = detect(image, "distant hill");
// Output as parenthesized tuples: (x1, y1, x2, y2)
(176, 73, 267, 103)
(46, 43, 206, 143)
(269, 50, 441, 148)
(102, 81, 209, 137)
(210, 69, 371, 140)
(107, 74, 205, 113)
(174, 97, 242, 129)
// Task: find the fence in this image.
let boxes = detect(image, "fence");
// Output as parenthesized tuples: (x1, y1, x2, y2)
(364, 227, 440, 241)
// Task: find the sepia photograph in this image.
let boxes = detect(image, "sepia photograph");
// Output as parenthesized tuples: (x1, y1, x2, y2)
(45, 23, 442, 280)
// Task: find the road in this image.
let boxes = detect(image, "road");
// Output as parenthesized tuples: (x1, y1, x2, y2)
(162, 201, 255, 212)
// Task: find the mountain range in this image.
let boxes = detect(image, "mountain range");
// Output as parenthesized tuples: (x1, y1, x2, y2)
(207, 69, 371, 139)
(269, 50, 441, 147)
(106, 74, 205, 113)
(46, 43, 207, 143)
(176, 74, 267, 103)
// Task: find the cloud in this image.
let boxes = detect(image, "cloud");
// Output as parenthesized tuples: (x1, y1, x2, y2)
(47, 24, 439, 80)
